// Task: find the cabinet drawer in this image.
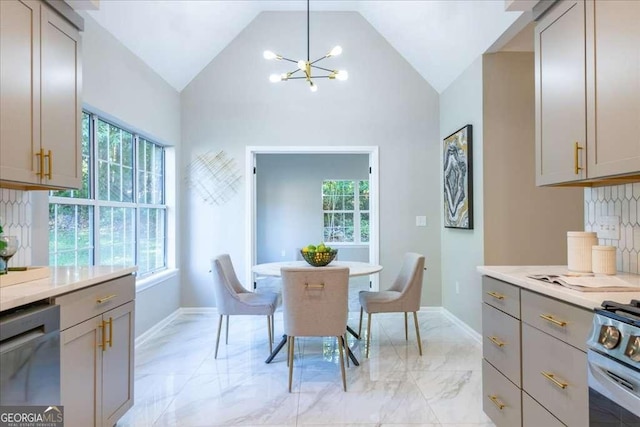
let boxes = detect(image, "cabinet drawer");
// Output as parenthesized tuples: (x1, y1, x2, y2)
(482, 359, 522, 427)
(482, 276, 521, 318)
(522, 323, 588, 426)
(55, 275, 135, 330)
(483, 303, 521, 387)
(522, 392, 564, 427)
(521, 289, 592, 351)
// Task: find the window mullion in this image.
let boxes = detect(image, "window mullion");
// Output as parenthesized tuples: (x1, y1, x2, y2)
(354, 180, 360, 244)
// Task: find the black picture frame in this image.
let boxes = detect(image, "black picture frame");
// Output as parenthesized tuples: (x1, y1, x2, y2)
(443, 124, 473, 229)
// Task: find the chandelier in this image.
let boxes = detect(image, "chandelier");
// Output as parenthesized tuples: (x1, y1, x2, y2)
(263, 0, 348, 92)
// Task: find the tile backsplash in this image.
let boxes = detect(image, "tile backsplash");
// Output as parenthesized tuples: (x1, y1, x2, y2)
(0, 189, 32, 267)
(584, 184, 640, 273)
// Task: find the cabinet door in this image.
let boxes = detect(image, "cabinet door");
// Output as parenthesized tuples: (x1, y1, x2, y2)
(40, 3, 81, 189)
(586, 0, 640, 177)
(101, 301, 134, 427)
(0, 0, 41, 185)
(61, 317, 102, 427)
(535, 0, 586, 185)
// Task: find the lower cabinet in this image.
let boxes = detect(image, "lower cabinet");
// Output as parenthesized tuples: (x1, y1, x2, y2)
(481, 276, 591, 427)
(56, 275, 135, 427)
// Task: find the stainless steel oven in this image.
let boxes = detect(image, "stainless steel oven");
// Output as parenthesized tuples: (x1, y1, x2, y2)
(0, 302, 60, 406)
(587, 300, 640, 426)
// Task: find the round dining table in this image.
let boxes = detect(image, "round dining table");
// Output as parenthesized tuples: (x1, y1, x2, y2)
(252, 260, 383, 278)
(252, 260, 383, 365)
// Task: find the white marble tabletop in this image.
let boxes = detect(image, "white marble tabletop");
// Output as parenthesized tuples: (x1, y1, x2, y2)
(477, 265, 640, 310)
(252, 260, 383, 277)
(0, 266, 137, 311)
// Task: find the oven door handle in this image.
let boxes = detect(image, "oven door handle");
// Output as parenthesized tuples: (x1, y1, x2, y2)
(587, 350, 640, 419)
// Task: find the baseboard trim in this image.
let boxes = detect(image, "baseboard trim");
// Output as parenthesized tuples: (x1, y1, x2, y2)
(419, 306, 443, 313)
(135, 308, 181, 347)
(179, 307, 218, 315)
(441, 308, 482, 345)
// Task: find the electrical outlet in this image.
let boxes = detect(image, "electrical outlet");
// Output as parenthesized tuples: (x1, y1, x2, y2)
(416, 216, 427, 227)
(596, 216, 620, 240)
(455, 281, 460, 294)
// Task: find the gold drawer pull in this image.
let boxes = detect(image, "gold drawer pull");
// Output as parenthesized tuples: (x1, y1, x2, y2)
(486, 291, 505, 300)
(539, 314, 567, 327)
(98, 318, 113, 350)
(574, 142, 583, 175)
(106, 317, 113, 348)
(99, 321, 106, 351)
(97, 294, 117, 304)
(305, 283, 324, 289)
(45, 150, 52, 179)
(36, 149, 45, 178)
(488, 336, 505, 347)
(541, 371, 568, 389)
(488, 395, 505, 410)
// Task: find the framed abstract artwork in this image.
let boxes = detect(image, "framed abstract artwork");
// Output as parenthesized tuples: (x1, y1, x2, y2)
(443, 125, 473, 229)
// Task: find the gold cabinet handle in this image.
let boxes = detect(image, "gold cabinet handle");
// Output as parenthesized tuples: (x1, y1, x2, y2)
(541, 371, 568, 389)
(36, 148, 45, 178)
(488, 395, 505, 410)
(486, 291, 505, 300)
(539, 314, 567, 327)
(106, 317, 113, 348)
(488, 336, 505, 347)
(574, 142, 583, 175)
(97, 294, 116, 304)
(45, 150, 52, 179)
(99, 321, 107, 351)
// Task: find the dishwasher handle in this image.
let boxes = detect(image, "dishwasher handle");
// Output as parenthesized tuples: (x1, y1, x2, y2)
(0, 304, 60, 342)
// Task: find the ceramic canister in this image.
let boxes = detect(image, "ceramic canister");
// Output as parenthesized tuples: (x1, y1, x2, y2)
(567, 231, 598, 273)
(592, 245, 617, 275)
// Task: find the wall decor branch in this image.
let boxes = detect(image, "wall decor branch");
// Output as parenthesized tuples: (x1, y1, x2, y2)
(185, 150, 242, 206)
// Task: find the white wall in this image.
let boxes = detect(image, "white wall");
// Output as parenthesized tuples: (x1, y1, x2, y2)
(30, 14, 183, 337)
(440, 57, 484, 331)
(256, 154, 369, 264)
(181, 11, 441, 308)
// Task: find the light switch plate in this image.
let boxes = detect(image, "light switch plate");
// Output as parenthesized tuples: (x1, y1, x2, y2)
(596, 216, 620, 240)
(416, 216, 427, 227)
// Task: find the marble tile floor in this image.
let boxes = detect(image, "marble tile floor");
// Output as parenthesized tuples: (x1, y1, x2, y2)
(118, 308, 494, 427)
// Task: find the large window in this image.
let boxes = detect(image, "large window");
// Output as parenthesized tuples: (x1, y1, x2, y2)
(322, 180, 369, 244)
(49, 111, 167, 276)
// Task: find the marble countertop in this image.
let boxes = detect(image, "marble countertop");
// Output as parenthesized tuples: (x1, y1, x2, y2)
(0, 266, 137, 312)
(477, 265, 640, 310)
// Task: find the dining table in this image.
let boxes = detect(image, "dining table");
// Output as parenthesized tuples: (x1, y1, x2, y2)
(252, 260, 383, 365)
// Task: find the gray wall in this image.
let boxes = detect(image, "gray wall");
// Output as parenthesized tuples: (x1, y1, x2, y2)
(440, 57, 485, 332)
(257, 154, 369, 264)
(181, 11, 441, 308)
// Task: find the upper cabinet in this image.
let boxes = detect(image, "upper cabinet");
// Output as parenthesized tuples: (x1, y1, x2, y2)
(535, 0, 640, 186)
(0, 0, 82, 190)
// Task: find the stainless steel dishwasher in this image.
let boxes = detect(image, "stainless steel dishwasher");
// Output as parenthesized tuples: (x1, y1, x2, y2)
(0, 302, 60, 406)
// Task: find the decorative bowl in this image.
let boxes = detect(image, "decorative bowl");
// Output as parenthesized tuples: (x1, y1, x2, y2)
(301, 249, 338, 267)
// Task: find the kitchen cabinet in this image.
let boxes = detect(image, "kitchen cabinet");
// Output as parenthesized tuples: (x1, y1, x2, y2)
(0, 0, 82, 190)
(481, 276, 591, 426)
(56, 275, 135, 427)
(535, 0, 640, 186)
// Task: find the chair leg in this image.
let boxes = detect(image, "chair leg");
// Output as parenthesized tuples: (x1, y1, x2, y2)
(267, 315, 273, 353)
(288, 336, 295, 392)
(342, 334, 349, 368)
(404, 312, 408, 341)
(413, 311, 423, 356)
(337, 336, 347, 392)
(214, 315, 223, 359)
(358, 306, 363, 338)
(271, 314, 275, 343)
(225, 315, 230, 345)
(366, 312, 372, 358)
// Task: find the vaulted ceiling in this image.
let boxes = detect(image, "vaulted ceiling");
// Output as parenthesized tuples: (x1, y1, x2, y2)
(83, 1, 524, 93)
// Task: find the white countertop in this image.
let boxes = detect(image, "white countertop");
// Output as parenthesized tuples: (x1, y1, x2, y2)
(477, 265, 640, 310)
(0, 266, 137, 312)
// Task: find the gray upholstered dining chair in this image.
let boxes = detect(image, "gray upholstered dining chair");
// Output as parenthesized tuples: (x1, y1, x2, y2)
(358, 252, 425, 358)
(281, 266, 350, 392)
(211, 254, 279, 359)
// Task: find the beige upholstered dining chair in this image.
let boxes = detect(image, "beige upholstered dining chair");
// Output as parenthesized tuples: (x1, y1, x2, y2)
(211, 254, 279, 359)
(281, 266, 350, 392)
(358, 252, 425, 358)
